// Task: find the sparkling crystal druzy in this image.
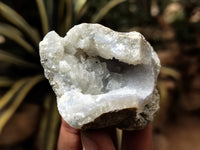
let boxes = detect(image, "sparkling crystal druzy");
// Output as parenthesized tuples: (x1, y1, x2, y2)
(39, 23, 161, 130)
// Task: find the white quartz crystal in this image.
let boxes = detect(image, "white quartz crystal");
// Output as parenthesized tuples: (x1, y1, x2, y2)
(39, 23, 161, 130)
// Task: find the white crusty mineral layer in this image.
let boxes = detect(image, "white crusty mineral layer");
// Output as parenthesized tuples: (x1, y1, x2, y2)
(39, 23, 161, 130)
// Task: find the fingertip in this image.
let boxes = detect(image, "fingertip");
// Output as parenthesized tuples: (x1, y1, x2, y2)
(57, 119, 82, 150)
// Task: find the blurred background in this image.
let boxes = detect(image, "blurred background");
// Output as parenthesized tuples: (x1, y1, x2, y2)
(0, 0, 200, 149)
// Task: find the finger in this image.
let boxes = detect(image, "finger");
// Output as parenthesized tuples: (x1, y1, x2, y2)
(81, 128, 116, 150)
(57, 119, 82, 150)
(121, 124, 152, 150)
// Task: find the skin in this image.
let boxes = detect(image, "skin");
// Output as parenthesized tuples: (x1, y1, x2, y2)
(57, 119, 152, 150)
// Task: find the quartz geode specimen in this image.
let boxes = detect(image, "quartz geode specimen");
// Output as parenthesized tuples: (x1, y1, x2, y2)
(39, 23, 161, 130)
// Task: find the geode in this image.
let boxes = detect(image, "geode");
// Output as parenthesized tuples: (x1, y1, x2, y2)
(39, 23, 161, 130)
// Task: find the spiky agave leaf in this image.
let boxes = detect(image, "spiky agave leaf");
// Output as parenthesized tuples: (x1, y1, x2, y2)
(116, 128, 122, 150)
(65, 0, 73, 31)
(0, 2, 41, 47)
(0, 49, 38, 68)
(0, 75, 45, 132)
(57, 0, 74, 35)
(36, 93, 60, 150)
(57, 0, 66, 35)
(74, 0, 87, 17)
(0, 77, 15, 88)
(160, 66, 181, 80)
(36, 0, 49, 35)
(0, 24, 36, 55)
(75, 2, 89, 21)
(91, 0, 126, 23)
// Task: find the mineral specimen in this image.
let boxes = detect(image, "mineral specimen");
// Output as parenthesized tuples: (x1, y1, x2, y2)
(39, 23, 161, 130)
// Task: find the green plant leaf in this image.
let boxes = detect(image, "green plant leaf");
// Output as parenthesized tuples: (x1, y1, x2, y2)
(0, 77, 15, 87)
(57, 0, 66, 35)
(65, 0, 73, 31)
(75, 1, 89, 21)
(36, 0, 49, 35)
(74, 0, 87, 17)
(154, 81, 170, 128)
(0, 2, 40, 46)
(44, 0, 54, 28)
(0, 75, 45, 132)
(58, 0, 65, 21)
(0, 49, 38, 68)
(36, 93, 60, 150)
(0, 24, 36, 55)
(157, 81, 168, 104)
(116, 128, 122, 150)
(160, 66, 181, 80)
(57, 0, 73, 35)
(91, 0, 126, 23)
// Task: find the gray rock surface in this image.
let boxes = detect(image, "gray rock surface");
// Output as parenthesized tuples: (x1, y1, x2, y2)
(39, 23, 161, 130)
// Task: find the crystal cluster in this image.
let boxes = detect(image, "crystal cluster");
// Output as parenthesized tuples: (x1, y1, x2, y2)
(39, 23, 161, 130)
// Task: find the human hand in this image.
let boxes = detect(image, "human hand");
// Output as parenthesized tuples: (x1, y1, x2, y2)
(57, 119, 152, 150)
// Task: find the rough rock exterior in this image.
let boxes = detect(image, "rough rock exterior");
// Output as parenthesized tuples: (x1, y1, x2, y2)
(39, 23, 161, 130)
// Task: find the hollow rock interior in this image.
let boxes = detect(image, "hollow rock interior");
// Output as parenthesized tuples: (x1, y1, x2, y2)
(58, 49, 154, 97)
(39, 23, 160, 129)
